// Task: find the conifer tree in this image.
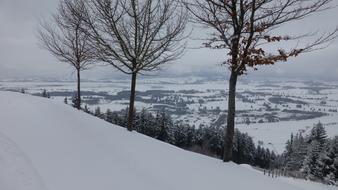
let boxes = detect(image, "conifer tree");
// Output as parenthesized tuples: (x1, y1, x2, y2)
(94, 107, 101, 117)
(309, 122, 328, 145)
(321, 136, 338, 184)
(302, 140, 323, 179)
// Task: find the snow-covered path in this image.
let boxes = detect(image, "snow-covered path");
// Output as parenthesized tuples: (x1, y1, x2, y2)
(0, 91, 336, 190)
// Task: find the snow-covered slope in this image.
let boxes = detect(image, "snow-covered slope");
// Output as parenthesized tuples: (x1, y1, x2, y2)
(0, 91, 336, 190)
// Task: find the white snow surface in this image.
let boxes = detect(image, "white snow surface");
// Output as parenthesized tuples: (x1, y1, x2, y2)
(0, 91, 336, 190)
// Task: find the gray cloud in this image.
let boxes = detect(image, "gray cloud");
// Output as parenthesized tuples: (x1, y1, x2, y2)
(0, 0, 337, 81)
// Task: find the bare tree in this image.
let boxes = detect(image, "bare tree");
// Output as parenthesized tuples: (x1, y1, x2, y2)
(38, 0, 94, 110)
(183, 0, 338, 162)
(81, 0, 187, 131)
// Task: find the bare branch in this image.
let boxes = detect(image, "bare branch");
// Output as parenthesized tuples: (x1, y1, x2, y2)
(81, 0, 188, 74)
(183, 0, 338, 74)
(37, 0, 94, 71)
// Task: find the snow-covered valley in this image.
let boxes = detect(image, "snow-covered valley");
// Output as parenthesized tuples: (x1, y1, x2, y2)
(0, 91, 337, 190)
(1, 78, 338, 153)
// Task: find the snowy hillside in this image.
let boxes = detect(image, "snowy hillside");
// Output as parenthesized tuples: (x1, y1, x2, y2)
(2, 79, 338, 154)
(0, 91, 336, 190)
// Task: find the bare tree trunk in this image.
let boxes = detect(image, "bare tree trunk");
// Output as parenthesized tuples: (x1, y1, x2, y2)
(76, 68, 81, 110)
(127, 72, 137, 131)
(223, 70, 238, 162)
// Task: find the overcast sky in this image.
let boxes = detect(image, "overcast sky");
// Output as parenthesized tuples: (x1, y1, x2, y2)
(0, 0, 338, 81)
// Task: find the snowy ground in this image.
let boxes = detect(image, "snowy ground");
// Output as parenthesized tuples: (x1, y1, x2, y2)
(0, 91, 337, 190)
(1, 79, 338, 153)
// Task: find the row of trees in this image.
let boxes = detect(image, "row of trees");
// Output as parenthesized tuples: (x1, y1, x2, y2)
(283, 122, 338, 185)
(20, 89, 50, 98)
(85, 106, 279, 169)
(38, 0, 337, 161)
(38, 0, 187, 127)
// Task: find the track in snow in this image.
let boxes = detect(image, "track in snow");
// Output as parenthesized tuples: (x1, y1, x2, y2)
(0, 132, 46, 190)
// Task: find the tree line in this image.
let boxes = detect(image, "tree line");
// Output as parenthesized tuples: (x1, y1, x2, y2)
(79, 104, 280, 169)
(38, 0, 337, 162)
(282, 122, 338, 185)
